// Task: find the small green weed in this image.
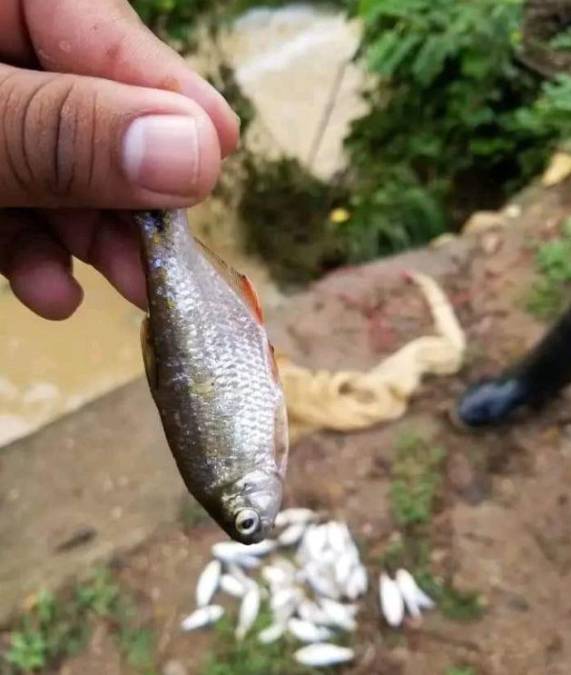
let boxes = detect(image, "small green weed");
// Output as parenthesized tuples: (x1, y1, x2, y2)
(416, 573, 484, 623)
(527, 218, 571, 319)
(2, 569, 157, 674)
(390, 433, 445, 527)
(445, 667, 477, 675)
(119, 627, 156, 673)
(5, 589, 90, 672)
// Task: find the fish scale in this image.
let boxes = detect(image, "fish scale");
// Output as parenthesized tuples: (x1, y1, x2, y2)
(136, 209, 288, 543)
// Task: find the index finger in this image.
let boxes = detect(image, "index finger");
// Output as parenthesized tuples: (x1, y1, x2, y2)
(20, 0, 239, 157)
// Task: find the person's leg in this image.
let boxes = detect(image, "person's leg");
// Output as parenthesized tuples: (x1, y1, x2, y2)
(455, 301, 571, 427)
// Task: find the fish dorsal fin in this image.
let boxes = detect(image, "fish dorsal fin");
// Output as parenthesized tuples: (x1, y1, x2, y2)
(194, 237, 264, 324)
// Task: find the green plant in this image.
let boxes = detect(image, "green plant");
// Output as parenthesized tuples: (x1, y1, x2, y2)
(2, 569, 157, 675)
(390, 433, 445, 527)
(446, 667, 476, 675)
(5, 590, 89, 672)
(131, 0, 211, 42)
(75, 568, 121, 616)
(239, 157, 350, 285)
(132, 0, 350, 43)
(416, 572, 484, 622)
(119, 627, 156, 672)
(340, 0, 569, 261)
(526, 217, 571, 319)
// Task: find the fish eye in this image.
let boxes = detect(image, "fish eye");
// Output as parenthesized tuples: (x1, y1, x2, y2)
(235, 509, 260, 536)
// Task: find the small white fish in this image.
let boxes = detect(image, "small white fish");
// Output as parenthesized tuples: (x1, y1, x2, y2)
(211, 541, 248, 562)
(297, 599, 330, 626)
(344, 564, 368, 600)
(180, 605, 224, 631)
(294, 643, 354, 668)
(258, 623, 286, 644)
(318, 598, 357, 631)
(287, 618, 333, 643)
(305, 562, 340, 600)
(233, 555, 262, 570)
(334, 552, 356, 589)
(396, 569, 435, 618)
(236, 584, 261, 641)
(262, 565, 292, 589)
(220, 574, 246, 598)
(299, 524, 328, 561)
(212, 540, 274, 562)
(275, 508, 317, 528)
(278, 523, 306, 547)
(380, 573, 405, 627)
(327, 521, 351, 553)
(195, 560, 222, 608)
(271, 587, 303, 624)
(271, 587, 303, 611)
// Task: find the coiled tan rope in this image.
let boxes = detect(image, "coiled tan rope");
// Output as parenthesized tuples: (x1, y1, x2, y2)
(277, 273, 466, 442)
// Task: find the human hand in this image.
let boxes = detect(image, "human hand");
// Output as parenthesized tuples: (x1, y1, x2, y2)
(0, 0, 239, 319)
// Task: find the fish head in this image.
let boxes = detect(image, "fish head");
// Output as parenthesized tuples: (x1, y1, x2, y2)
(217, 469, 283, 545)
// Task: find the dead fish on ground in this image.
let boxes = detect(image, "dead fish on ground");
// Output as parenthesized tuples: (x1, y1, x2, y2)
(395, 569, 435, 618)
(195, 559, 222, 608)
(294, 643, 355, 668)
(135, 209, 289, 544)
(379, 573, 405, 627)
(236, 583, 261, 640)
(181, 605, 224, 632)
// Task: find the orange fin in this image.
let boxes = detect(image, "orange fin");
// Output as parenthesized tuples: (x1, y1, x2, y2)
(240, 275, 264, 324)
(195, 237, 264, 324)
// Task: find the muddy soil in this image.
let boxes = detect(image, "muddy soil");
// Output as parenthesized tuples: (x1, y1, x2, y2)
(3, 178, 571, 675)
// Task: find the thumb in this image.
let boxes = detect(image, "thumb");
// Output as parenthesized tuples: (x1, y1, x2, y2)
(0, 65, 221, 209)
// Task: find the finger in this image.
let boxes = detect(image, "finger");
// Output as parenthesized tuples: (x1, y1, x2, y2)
(0, 64, 221, 209)
(22, 0, 239, 157)
(49, 209, 147, 310)
(0, 1, 35, 65)
(5, 225, 83, 320)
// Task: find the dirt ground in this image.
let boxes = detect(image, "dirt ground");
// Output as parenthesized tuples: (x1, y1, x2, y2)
(3, 178, 571, 675)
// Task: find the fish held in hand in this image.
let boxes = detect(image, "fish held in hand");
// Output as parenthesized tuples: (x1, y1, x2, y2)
(136, 210, 289, 544)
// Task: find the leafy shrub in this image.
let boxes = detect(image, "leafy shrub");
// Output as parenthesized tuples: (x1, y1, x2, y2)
(132, 0, 350, 41)
(239, 157, 350, 285)
(339, 0, 570, 261)
(527, 217, 571, 319)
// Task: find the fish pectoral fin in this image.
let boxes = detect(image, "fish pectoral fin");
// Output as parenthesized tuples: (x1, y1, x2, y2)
(194, 237, 264, 324)
(140, 316, 159, 391)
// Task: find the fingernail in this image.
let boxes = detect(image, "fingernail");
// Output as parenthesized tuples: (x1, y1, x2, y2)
(123, 115, 201, 196)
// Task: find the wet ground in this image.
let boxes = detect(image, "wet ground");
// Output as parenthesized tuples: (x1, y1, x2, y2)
(2, 176, 571, 673)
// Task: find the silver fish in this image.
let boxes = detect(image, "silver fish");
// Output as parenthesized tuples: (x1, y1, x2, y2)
(274, 508, 318, 528)
(294, 644, 354, 668)
(220, 573, 247, 598)
(287, 618, 333, 643)
(379, 573, 405, 627)
(195, 559, 222, 608)
(180, 605, 224, 631)
(258, 622, 286, 644)
(136, 209, 289, 543)
(236, 584, 261, 640)
(395, 569, 435, 618)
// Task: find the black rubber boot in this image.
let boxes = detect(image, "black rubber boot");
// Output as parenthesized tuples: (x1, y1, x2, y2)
(455, 302, 571, 428)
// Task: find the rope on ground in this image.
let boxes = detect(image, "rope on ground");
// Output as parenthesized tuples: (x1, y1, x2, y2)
(277, 272, 466, 442)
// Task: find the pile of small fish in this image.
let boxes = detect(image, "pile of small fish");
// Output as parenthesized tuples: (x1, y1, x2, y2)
(181, 509, 435, 669)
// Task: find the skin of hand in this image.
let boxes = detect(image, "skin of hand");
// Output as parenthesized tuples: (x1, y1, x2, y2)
(0, 0, 239, 320)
